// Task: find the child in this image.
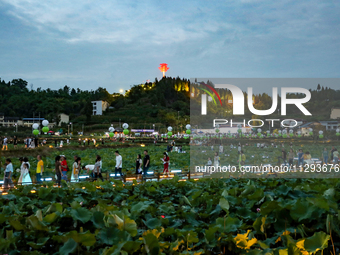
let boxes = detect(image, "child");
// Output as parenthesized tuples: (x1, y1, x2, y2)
(162, 152, 170, 175)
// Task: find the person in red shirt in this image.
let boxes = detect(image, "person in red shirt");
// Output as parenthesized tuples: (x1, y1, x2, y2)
(162, 152, 170, 175)
(60, 155, 68, 181)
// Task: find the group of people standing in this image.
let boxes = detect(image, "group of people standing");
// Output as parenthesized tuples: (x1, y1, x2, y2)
(53, 155, 95, 186)
(2, 155, 39, 190)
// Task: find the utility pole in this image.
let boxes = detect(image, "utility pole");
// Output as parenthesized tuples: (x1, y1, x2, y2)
(177, 111, 180, 134)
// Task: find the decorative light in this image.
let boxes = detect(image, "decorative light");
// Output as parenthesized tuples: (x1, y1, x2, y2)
(158, 63, 169, 77)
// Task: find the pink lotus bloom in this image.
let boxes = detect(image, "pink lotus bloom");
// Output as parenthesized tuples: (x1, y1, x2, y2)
(80, 202, 83, 206)
(257, 208, 261, 212)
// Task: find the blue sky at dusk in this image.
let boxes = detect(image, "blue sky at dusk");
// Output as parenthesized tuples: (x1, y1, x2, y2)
(0, 0, 339, 93)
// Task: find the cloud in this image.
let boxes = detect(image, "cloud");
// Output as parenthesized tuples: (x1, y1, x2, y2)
(2, 0, 234, 45)
(0, 0, 339, 92)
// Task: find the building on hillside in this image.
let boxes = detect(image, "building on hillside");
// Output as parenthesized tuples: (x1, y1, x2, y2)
(330, 108, 340, 119)
(59, 113, 69, 126)
(0, 114, 20, 127)
(91, 101, 109, 115)
(298, 121, 339, 135)
(319, 121, 339, 131)
(0, 113, 59, 128)
(19, 118, 46, 127)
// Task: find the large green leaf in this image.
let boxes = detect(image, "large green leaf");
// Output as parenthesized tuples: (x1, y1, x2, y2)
(143, 233, 160, 255)
(27, 215, 49, 231)
(290, 200, 317, 221)
(144, 218, 162, 229)
(130, 201, 149, 215)
(97, 227, 120, 245)
(9, 219, 25, 230)
(44, 212, 59, 224)
(27, 237, 49, 249)
(219, 198, 230, 212)
(70, 207, 92, 223)
(92, 211, 105, 229)
(65, 230, 96, 246)
(113, 214, 137, 237)
(253, 216, 266, 234)
(216, 216, 242, 233)
(59, 238, 77, 255)
(297, 232, 330, 253)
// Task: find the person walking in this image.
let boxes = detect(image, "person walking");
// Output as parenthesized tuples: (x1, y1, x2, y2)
(22, 163, 32, 185)
(2, 136, 8, 150)
(23, 157, 31, 174)
(297, 149, 304, 166)
(322, 148, 329, 164)
(333, 149, 339, 164)
(34, 137, 38, 148)
(18, 157, 25, 185)
(97, 155, 102, 173)
(94, 156, 103, 181)
(278, 148, 287, 165)
(331, 146, 336, 162)
(3, 158, 14, 190)
(135, 154, 142, 180)
(114, 151, 123, 178)
(71, 157, 81, 182)
(54, 156, 62, 187)
(162, 152, 170, 175)
(13, 136, 18, 148)
(213, 152, 220, 168)
(36, 155, 44, 183)
(60, 155, 68, 181)
(238, 150, 246, 170)
(143, 150, 150, 180)
(288, 149, 295, 168)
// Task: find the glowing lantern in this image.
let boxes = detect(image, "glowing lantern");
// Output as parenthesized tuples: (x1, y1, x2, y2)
(158, 63, 169, 77)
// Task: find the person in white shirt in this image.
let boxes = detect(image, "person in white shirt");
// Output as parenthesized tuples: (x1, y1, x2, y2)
(114, 150, 123, 178)
(96, 155, 102, 171)
(82, 165, 95, 178)
(3, 158, 13, 190)
(2, 137, 8, 150)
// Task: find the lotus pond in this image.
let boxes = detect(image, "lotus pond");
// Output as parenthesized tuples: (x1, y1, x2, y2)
(1, 177, 339, 254)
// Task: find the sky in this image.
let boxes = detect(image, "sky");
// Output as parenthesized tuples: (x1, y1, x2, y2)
(0, 0, 340, 93)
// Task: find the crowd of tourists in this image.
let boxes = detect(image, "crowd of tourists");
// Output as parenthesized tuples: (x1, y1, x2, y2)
(205, 142, 339, 169)
(1, 147, 174, 191)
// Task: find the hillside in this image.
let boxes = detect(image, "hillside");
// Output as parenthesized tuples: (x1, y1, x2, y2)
(0, 77, 190, 133)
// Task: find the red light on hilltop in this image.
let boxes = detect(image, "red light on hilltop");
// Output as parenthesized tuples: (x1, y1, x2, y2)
(158, 63, 169, 77)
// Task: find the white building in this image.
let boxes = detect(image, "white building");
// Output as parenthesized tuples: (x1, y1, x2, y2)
(330, 108, 340, 120)
(59, 113, 69, 126)
(91, 101, 109, 115)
